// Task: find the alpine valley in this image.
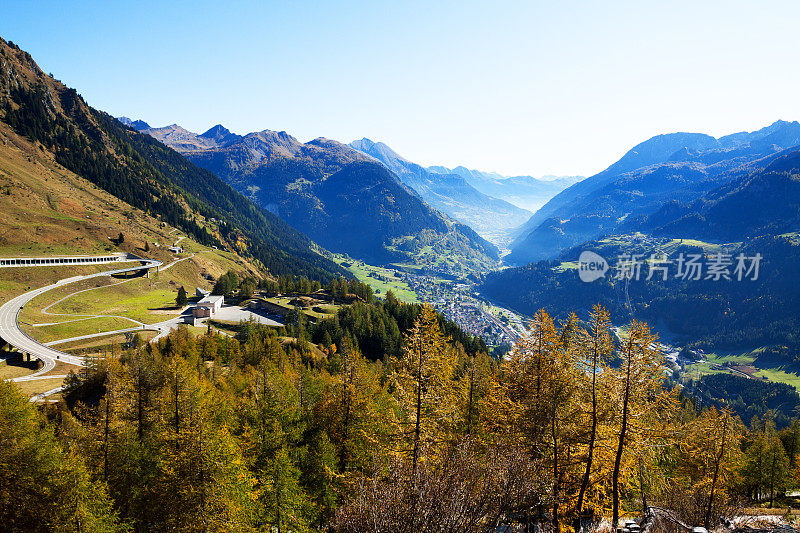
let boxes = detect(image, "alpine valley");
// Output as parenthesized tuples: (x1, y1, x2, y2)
(5, 18, 800, 533)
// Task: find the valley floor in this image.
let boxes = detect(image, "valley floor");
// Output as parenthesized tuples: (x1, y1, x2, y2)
(334, 253, 527, 348)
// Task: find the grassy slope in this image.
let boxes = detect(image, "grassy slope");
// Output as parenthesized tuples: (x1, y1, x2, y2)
(332, 254, 420, 303)
(0, 358, 36, 380)
(15, 247, 261, 343)
(38, 251, 245, 322)
(555, 235, 734, 272)
(0, 124, 175, 258)
(683, 349, 800, 391)
(14, 378, 65, 396)
(27, 317, 137, 343)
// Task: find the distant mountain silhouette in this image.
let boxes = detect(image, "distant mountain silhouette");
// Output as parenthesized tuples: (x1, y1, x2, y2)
(199, 124, 241, 145)
(428, 165, 582, 214)
(117, 116, 150, 131)
(349, 138, 531, 247)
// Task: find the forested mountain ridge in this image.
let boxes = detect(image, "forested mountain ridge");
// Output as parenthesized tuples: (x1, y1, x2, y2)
(483, 232, 800, 364)
(0, 36, 346, 281)
(132, 120, 500, 276)
(509, 120, 800, 264)
(349, 137, 531, 247)
(644, 158, 800, 242)
(484, 133, 800, 366)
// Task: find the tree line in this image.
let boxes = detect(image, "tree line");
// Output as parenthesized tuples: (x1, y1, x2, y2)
(2, 304, 800, 531)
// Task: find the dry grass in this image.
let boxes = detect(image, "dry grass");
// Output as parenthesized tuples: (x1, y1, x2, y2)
(0, 121, 228, 302)
(14, 377, 65, 397)
(0, 123, 177, 259)
(0, 121, 266, 349)
(39, 360, 82, 377)
(0, 358, 38, 380)
(23, 316, 138, 343)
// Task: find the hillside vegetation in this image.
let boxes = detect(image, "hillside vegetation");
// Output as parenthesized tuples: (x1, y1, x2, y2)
(3, 304, 799, 531)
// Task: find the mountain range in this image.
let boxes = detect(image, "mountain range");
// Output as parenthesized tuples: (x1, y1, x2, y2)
(482, 119, 800, 364)
(125, 120, 500, 276)
(428, 165, 583, 215)
(507, 120, 800, 264)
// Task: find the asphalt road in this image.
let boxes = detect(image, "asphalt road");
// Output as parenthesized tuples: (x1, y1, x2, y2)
(0, 256, 162, 381)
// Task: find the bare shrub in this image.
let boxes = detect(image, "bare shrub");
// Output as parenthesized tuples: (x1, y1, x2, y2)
(330, 438, 547, 533)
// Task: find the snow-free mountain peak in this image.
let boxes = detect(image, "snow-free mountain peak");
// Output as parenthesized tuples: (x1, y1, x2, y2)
(199, 124, 241, 145)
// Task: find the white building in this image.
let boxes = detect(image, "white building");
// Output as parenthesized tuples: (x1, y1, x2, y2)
(193, 294, 224, 318)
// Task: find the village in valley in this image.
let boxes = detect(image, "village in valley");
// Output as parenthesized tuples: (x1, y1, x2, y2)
(334, 255, 528, 349)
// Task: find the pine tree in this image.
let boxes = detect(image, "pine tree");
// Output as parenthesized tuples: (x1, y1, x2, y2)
(743, 418, 791, 507)
(0, 380, 123, 531)
(482, 309, 580, 530)
(324, 336, 392, 474)
(457, 350, 493, 437)
(575, 304, 614, 529)
(676, 407, 745, 528)
(176, 286, 188, 307)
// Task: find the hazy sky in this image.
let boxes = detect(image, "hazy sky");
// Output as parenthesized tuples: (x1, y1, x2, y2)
(4, 0, 800, 177)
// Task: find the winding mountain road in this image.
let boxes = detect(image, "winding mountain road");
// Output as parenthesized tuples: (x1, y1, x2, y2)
(0, 255, 162, 383)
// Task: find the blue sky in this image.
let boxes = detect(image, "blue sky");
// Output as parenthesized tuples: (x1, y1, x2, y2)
(3, 0, 800, 177)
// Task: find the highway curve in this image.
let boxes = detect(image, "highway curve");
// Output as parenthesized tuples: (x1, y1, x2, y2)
(0, 256, 162, 383)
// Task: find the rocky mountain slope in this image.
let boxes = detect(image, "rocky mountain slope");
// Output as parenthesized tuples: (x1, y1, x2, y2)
(131, 122, 499, 276)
